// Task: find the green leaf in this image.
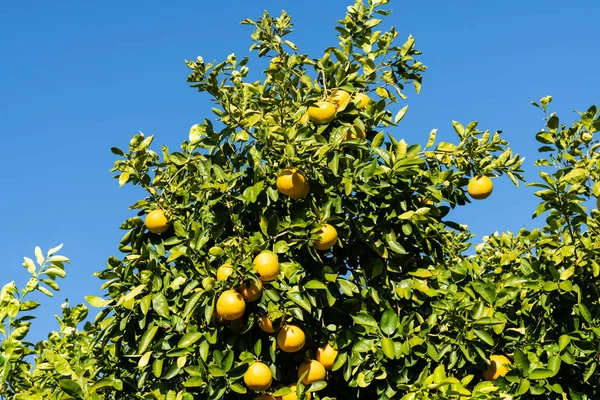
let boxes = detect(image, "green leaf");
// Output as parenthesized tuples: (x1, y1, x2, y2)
(530, 368, 554, 380)
(425, 129, 437, 149)
(516, 379, 530, 395)
(34, 246, 44, 265)
(381, 337, 395, 359)
(178, 332, 203, 348)
(230, 383, 247, 394)
(473, 329, 494, 346)
(152, 293, 170, 318)
(394, 105, 408, 124)
(85, 295, 111, 308)
(59, 380, 84, 398)
(23, 257, 36, 274)
(579, 303, 592, 324)
(288, 292, 311, 312)
(273, 240, 289, 254)
(352, 312, 378, 329)
(139, 326, 159, 354)
(304, 280, 327, 290)
(452, 120, 465, 136)
(558, 335, 570, 351)
(380, 309, 399, 336)
(514, 349, 530, 373)
(471, 281, 496, 304)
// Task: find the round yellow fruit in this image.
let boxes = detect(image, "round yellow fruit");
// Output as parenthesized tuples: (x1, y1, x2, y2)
(308, 101, 336, 125)
(145, 209, 169, 234)
(297, 360, 326, 385)
(468, 176, 493, 200)
(483, 355, 511, 381)
(331, 89, 350, 109)
(354, 92, 371, 109)
(244, 361, 273, 392)
(277, 167, 309, 199)
(316, 344, 338, 371)
(258, 315, 276, 333)
(217, 264, 234, 281)
(277, 325, 305, 353)
(253, 251, 280, 282)
(313, 224, 338, 251)
(277, 385, 311, 400)
(238, 279, 263, 302)
(216, 290, 246, 321)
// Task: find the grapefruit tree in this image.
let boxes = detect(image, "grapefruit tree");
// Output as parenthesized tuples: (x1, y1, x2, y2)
(3, 1, 600, 399)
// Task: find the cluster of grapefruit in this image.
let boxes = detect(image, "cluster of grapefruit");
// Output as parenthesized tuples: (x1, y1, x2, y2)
(140, 86, 501, 397)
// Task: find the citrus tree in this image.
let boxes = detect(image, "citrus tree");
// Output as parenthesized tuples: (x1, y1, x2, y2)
(3, 1, 600, 399)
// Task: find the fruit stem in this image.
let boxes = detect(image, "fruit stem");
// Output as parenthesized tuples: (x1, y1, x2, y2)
(320, 70, 328, 98)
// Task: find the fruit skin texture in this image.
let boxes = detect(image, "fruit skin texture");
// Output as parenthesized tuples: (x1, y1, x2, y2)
(216, 290, 246, 320)
(354, 92, 371, 109)
(277, 168, 309, 199)
(313, 224, 338, 250)
(308, 101, 336, 124)
(277, 385, 311, 400)
(244, 361, 273, 391)
(277, 325, 305, 353)
(258, 316, 276, 333)
(238, 279, 263, 302)
(316, 344, 338, 370)
(331, 89, 350, 109)
(468, 176, 494, 200)
(297, 359, 326, 385)
(216, 264, 234, 281)
(145, 209, 169, 234)
(253, 251, 280, 282)
(483, 355, 511, 381)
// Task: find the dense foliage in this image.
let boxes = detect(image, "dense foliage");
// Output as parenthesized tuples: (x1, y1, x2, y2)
(2, 1, 600, 399)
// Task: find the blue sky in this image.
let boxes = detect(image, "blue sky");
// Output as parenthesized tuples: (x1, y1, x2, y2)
(1, 0, 599, 341)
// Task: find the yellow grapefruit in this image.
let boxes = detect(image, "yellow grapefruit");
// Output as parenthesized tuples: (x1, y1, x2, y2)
(277, 325, 305, 353)
(238, 279, 263, 302)
(216, 264, 234, 281)
(297, 360, 326, 385)
(308, 101, 336, 125)
(468, 176, 493, 200)
(216, 290, 246, 321)
(258, 316, 276, 333)
(253, 251, 280, 282)
(313, 224, 338, 250)
(244, 361, 273, 391)
(277, 168, 309, 199)
(483, 354, 511, 381)
(145, 209, 169, 234)
(277, 385, 311, 400)
(354, 92, 371, 109)
(316, 344, 338, 371)
(331, 89, 350, 109)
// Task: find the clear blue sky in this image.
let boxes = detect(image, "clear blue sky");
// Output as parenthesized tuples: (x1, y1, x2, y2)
(2, 0, 599, 341)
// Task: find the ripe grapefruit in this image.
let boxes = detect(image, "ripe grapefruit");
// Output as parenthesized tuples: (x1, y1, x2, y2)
(468, 176, 493, 200)
(145, 209, 169, 234)
(253, 251, 280, 282)
(216, 290, 246, 320)
(277, 325, 305, 353)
